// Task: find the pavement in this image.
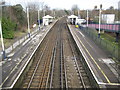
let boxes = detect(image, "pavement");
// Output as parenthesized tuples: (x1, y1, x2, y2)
(0, 20, 57, 89)
(68, 24, 120, 88)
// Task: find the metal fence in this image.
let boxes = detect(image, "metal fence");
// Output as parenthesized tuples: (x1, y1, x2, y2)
(4, 27, 39, 54)
(79, 26, 119, 61)
(88, 24, 120, 33)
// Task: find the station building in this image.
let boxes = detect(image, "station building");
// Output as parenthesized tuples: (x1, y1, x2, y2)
(68, 15, 78, 25)
(43, 15, 53, 26)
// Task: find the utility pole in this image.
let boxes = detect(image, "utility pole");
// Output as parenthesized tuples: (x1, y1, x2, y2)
(38, 10, 40, 30)
(27, 7, 30, 38)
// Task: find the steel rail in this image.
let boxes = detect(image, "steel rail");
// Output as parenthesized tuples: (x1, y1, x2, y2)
(59, 23, 64, 88)
(68, 36, 86, 89)
(49, 40, 58, 88)
(26, 24, 57, 88)
(26, 38, 49, 89)
(39, 23, 60, 88)
(38, 50, 51, 88)
(38, 33, 58, 88)
(62, 42, 68, 89)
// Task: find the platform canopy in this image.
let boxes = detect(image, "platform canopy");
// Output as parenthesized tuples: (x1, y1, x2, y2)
(68, 15, 78, 19)
(43, 15, 53, 19)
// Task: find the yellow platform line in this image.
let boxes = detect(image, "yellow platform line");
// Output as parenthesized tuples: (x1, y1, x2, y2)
(73, 31, 111, 84)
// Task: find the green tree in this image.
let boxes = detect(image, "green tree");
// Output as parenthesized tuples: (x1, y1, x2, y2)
(12, 4, 26, 27)
(2, 17, 16, 39)
(2, 4, 27, 31)
(64, 9, 70, 15)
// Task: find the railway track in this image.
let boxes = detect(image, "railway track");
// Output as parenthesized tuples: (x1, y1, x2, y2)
(62, 21, 91, 88)
(47, 22, 66, 88)
(21, 18, 92, 88)
(22, 21, 58, 88)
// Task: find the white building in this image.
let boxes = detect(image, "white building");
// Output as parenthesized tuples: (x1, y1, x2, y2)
(102, 14, 115, 24)
(43, 15, 53, 26)
(76, 19, 86, 25)
(118, 1, 120, 10)
(68, 15, 78, 25)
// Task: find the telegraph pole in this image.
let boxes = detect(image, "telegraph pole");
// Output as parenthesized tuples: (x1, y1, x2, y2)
(27, 7, 30, 38)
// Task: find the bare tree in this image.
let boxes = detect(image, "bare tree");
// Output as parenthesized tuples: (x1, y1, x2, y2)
(109, 6, 114, 10)
(52, 9, 66, 18)
(0, 0, 5, 5)
(43, 4, 51, 15)
(100, 4, 103, 9)
(94, 5, 97, 10)
(71, 4, 79, 15)
(27, 2, 40, 26)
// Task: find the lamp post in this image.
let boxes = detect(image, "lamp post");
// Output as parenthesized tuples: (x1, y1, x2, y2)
(87, 10, 89, 27)
(27, 7, 30, 38)
(78, 9, 80, 18)
(98, 7, 102, 38)
(38, 10, 40, 30)
(0, 4, 6, 60)
(0, 20, 6, 60)
(53, 10, 55, 18)
(43, 10, 45, 16)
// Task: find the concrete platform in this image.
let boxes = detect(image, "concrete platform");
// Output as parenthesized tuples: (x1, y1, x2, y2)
(0, 20, 58, 89)
(68, 24, 120, 88)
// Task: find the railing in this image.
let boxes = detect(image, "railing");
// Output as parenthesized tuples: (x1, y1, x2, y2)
(88, 24, 120, 33)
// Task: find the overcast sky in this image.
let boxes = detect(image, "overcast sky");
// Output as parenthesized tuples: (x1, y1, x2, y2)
(5, 0, 120, 10)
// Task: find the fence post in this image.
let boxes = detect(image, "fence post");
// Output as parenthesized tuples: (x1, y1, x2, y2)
(19, 38, 20, 45)
(106, 41, 107, 49)
(24, 36, 25, 42)
(113, 46, 115, 58)
(100, 38, 101, 45)
(12, 44, 13, 50)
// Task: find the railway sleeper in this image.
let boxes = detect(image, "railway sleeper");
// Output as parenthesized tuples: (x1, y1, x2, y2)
(31, 83, 39, 87)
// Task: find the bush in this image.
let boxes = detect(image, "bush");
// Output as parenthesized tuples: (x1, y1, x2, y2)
(2, 17, 16, 39)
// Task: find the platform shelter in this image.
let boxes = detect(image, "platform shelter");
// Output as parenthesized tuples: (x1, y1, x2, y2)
(43, 15, 53, 26)
(68, 15, 78, 25)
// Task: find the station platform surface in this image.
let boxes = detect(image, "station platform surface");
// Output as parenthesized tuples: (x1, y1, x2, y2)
(0, 20, 57, 89)
(68, 24, 120, 88)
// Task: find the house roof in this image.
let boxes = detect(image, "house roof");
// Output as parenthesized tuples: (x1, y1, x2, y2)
(43, 15, 53, 19)
(68, 15, 78, 19)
